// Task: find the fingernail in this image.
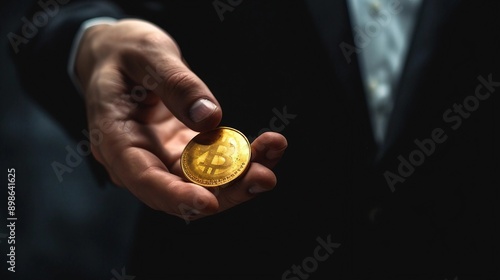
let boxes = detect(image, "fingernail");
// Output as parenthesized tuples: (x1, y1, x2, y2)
(189, 98, 217, 123)
(248, 185, 268, 194)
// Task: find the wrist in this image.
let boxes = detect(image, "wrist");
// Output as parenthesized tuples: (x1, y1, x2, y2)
(77, 24, 115, 90)
(69, 17, 117, 95)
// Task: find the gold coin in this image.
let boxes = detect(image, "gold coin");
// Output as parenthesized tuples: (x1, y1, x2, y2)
(181, 126, 251, 188)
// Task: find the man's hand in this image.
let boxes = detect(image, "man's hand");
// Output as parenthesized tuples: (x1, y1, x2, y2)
(74, 19, 287, 221)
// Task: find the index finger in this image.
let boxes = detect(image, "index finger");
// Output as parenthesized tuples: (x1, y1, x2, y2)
(110, 146, 219, 219)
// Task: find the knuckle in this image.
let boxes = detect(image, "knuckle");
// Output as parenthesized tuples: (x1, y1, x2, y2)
(135, 165, 164, 186)
(139, 32, 173, 49)
(121, 32, 179, 62)
(163, 69, 198, 98)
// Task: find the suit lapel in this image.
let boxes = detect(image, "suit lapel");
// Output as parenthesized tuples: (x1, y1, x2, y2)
(304, 0, 377, 150)
(305, 0, 463, 162)
(379, 0, 462, 160)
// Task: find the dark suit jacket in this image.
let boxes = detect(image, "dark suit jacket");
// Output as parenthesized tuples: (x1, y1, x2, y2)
(12, 0, 500, 278)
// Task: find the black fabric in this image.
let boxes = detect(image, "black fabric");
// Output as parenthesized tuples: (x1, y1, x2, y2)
(11, 0, 500, 278)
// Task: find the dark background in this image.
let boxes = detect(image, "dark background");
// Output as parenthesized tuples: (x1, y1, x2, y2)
(1, 1, 142, 279)
(1, 1, 499, 279)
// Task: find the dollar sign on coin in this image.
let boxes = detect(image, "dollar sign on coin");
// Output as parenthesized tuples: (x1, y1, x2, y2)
(181, 127, 251, 188)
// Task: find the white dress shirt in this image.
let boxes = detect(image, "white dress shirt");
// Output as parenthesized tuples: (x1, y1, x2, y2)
(346, 0, 422, 145)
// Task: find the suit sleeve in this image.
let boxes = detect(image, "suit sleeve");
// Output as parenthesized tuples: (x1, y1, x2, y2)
(10, 0, 126, 140)
(9, 1, 127, 186)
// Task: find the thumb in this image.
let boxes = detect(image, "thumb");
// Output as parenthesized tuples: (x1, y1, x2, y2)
(153, 56, 222, 131)
(121, 30, 222, 132)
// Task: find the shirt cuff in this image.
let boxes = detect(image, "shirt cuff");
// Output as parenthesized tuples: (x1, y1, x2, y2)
(67, 17, 118, 96)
